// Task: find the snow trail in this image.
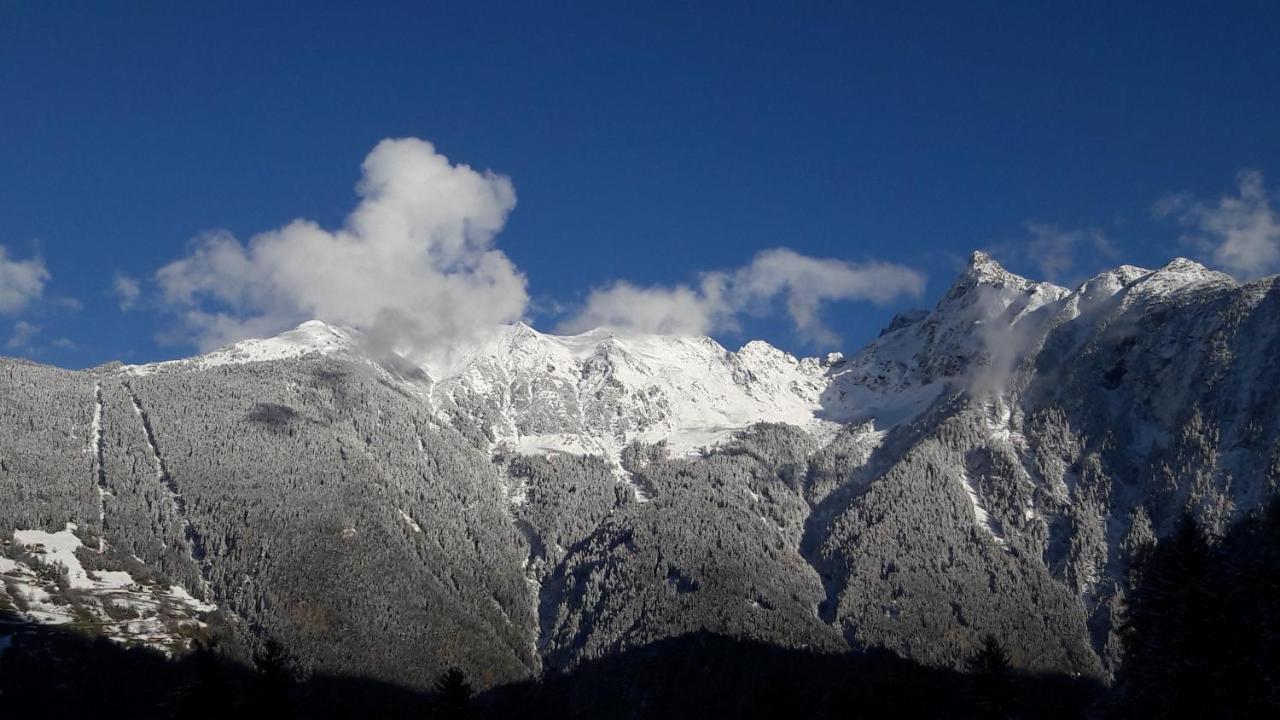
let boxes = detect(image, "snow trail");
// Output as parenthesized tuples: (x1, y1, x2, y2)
(959, 470, 1006, 546)
(89, 382, 111, 551)
(124, 382, 213, 596)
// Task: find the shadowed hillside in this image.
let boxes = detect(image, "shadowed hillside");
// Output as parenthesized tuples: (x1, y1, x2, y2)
(0, 620, 1101, 719)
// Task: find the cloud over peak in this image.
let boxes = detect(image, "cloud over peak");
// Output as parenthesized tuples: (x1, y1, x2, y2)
(152, 137, 925, 358)
(156, 138, 527, 360)
(559, 247, 925, 347)
(1157, 170, 1280, 280)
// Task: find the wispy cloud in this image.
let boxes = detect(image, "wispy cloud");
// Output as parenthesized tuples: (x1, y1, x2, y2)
(156, 138, 527, 361)
(1155, 170, 1280, 280)
(1022, 223, 1117, 281)
(5, 320, 40, 350)
(986, 222, 1117, 285)
(0, 245, 49, 315)
(112, 272, 142, 311)
(558, 248, 925, 347)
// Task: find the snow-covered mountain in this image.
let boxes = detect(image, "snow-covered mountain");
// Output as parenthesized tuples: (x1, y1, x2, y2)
(120, 249, 1280, 553)
(6, 250, 1278, 689)
(427, 324, 842, 459)
(126, 320, 366, 374)
(119, 252, 1062, 461)
(124, 319, 846, 463)
(125, 248, 1278, 550)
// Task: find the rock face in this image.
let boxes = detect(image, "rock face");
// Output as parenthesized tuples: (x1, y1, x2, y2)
(2, 252, 1278, 687)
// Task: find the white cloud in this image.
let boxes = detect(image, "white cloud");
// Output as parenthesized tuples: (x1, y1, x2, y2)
(1156, 170, 1280, 280)
(112, 273, 142, 311)
(559, 248, 925, 346)
(557, 280, 729, 337)
(155, 138, 923, 357)
(156, 138, 526, 362)
(0, 245, 50, 314)
(5, 320, 40, 350)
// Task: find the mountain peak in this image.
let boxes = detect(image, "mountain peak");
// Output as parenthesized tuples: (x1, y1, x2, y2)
(937, 251, 1040, 307)
(283, 319, 352, 343)
(969, 249, 1000, 269)
(736, 338, 794, 364)
(1154, 257, 1229, 280)
(1125, 257, 1237, 299)
(962, 250, 1045, 289)
(294, 319, 339, 332)
(124, 320, 360, 375)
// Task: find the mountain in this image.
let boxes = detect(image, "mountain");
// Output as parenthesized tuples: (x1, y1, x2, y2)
(3, 252, 1278, 689)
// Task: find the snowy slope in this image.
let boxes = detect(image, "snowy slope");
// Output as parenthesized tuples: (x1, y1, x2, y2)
(115, 252, 1256, 480)
(415, 251, 1077, 461)
(124, 320, 362, 375)
(110, 252, 1049, 463)
(428, 323, 842, 458)
(1, 523, 214, 653)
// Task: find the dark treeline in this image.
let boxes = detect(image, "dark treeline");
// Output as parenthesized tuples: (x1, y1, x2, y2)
(5, 496, 1278, 718)
(1112, 499, 1280, 718)
(0, 621, 1100, 720)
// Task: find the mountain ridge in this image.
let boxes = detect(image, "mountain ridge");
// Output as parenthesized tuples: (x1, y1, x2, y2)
(4, 251, 1278, 689)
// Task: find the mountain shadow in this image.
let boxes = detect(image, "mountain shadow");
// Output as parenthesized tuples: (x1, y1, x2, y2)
(1, 621, 1102, 719)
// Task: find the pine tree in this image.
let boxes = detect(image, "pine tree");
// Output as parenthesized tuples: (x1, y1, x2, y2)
(432, 667, 475, 719)
(967, 634, 1012, 675)
(966, 634, 1016, 718)
(1118, 512, 1216, 716)
(254, 638, 297, 718)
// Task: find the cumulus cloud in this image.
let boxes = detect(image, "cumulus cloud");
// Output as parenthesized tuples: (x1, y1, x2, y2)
(156, 138, 527, 362)
(5, 320, 40, 350)
(0, 245, 50, 314)
(559, 248, 925, 346)
(112, 272, 142, 311)
(154, 138, 922, 358)
(1156, 170, 1280, 280)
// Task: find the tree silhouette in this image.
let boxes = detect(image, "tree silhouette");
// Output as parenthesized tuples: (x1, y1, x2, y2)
(1118, 512, 1216, 716)
(432, 667, 475, 719)
(254, 638, 297, 718)
(967, 634, 1012, 675)
(966, 634, 1016, 718)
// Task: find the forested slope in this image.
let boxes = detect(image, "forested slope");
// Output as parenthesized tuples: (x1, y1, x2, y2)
(4, 253, 1280, 689)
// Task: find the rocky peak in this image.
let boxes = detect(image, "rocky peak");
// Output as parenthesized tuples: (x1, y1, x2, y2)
(965, 250, 1021, 285)
(1125, 257, 1237, 302)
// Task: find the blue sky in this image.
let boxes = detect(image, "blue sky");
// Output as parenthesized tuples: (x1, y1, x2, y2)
(2, 2, 1279, 368)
